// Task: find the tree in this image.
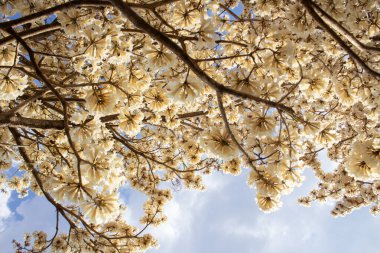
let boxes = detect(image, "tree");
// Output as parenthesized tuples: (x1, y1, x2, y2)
(0, 0, 379, 251)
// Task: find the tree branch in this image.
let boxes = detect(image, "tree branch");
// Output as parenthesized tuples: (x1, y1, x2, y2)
(0, 22, 61, 46)
(301, 0, 380, 79)
(309, 0, 380, 53)
(110, 0, 298, 118)
(0, 116, 64, 130)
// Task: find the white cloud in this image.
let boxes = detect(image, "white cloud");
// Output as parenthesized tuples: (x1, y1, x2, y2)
(225, 216, 289, 239)
(1, 161, 380, 253)
(148, 172, 230, 252)
(0, 192, 11, 233)
(145, 168, 380, 253)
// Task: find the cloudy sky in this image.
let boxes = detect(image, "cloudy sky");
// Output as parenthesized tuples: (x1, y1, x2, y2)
(1, 152, 380, 253)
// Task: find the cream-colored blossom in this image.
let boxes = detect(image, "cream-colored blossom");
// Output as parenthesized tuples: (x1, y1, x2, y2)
(228, 68, 258, 94)
(0, 45, 16, 65)
(82, 148, 110, 182)
(119, 111, 144, 136)
(85, 87, 116, 116)
(144, 42, 176, 68)
(244, 112, 276, 136)
(0, 71, 27, 100)
(201, 127, 239, 160)
(172, 1, 199, 28)
(256, 192, 282, 213)
(144, 87, 169, 111)
(166, 74, 203, 103)
(58, 9, 83, 35)
(82, 191, 119, 223)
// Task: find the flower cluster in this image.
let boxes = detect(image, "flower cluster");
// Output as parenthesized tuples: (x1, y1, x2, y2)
(0, 0, 379, 252)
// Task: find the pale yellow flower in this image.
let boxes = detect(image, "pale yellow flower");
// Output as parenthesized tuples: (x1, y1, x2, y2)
(82, 191, 119, 223)
(201, 127, 239, 160)
(256, 193, 282, 213)
(244, 112, 276, 136)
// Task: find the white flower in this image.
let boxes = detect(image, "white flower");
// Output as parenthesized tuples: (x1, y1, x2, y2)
(256, 192, 282, 213)
(85, 87, 117, 116)
(144, 42, 176, 69)
(201, 127, 239, 160)
(299, 77, 328, 98)
(119, 111, 144, 136)
(58, 9, 83, 35)
(346, 140, 380, 180)
(144, 87, 169, 111)
(172, 1, 199, 28)
(194, 16, 216, 49)
(244, 111, 276, 136)
(82, 191, 119, 224)
(315, 123, 336, 145)
(166, 74, 203, 103)
(0, 45, 16, 65)
(346, 152, 376, 181)
(82, 148, 110, 182)
(228, 68, 259, 94)
(0, 71, 27, 100)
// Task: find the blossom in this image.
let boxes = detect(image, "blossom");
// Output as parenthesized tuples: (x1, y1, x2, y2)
(0, 70, 28, 100)
(144, 87, 169, 111)
(256, 192, 282, 213)
(119, 111, 144, 136)
(228, 68, 259, 94)
(201, 127, 239, 160)
(58, 9, 83, 35)
(172, 1, 199, 28)
(144, 42, 176, 69)
(299, 77, 328, 98)
(85, 87, 116, 116)
(52, 234, 68, 252)
(221, 158, 241, 175)
(83, 25, 108, 58)
(82, 191, 119, 223)
(51, 175, 95, 203)
(244, 111, 276, 136)
(166, 73, 204, 103)
(347, 152, 376, 181)
(346, 140, 380, 180)
(81, 148, 110, 182)
(260, 81, 281, 100)
(360, 139, 380, 169)
(0, 45, 16, 65)
(194, 16, 216, 49)
(128, 68, 151, 92)
(334, 81, 355, 106)
(315, 123, 336, 145)
(256, 173, 284, 196)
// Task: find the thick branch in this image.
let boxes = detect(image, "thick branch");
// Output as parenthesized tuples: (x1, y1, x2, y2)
(0, 0, 112, 29)
(177, 111, 207, 119)
(301, 0, 380, 79)
(0, 116, 64, 130)
(309, 0, 380, 53)
(0, 22, 61, 46)
(0, 90, 47, 118)
(111, 0, 297, 117)
(0, 0, 178, 30)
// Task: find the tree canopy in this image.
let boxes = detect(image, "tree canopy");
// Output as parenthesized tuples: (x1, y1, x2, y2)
(0, 0, 379, 252)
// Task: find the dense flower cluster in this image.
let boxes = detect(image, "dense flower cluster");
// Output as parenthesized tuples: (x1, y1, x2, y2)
(0, 0, 379, 252)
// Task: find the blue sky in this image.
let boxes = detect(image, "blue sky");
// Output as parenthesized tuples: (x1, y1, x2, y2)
(1, 153, 380, 253)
